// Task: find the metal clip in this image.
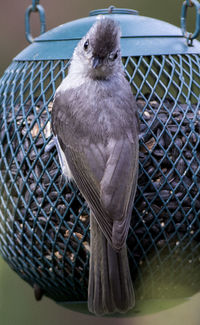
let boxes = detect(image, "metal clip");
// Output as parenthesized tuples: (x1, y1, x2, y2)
(108, 6, 116, 14)
(32, 0, 40, 11)
(25, 0, 46, 43)
(181, 0, 200, 46)
(186, 0, 194, 6)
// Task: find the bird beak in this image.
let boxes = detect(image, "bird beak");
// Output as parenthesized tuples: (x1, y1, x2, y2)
(92, 56, 101, 69)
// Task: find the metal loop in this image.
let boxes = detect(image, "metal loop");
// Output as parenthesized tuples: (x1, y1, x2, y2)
(25, 4, 46, 44)
(32, 0, 40, 11)
(181, 0, 200, 46)
(186, 0, 194, 6)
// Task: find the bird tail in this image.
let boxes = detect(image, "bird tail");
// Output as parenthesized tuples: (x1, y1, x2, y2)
(88, 213, 135, 316)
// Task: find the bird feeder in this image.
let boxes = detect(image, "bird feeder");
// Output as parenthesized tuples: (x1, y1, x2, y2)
(0, 0, 200, 308)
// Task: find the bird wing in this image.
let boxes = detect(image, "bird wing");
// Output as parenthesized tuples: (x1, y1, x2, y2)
(52, 92, 139, 251)
(100, 135, 138, 250)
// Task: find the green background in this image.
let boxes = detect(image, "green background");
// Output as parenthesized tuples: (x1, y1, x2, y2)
(0, 0, 200, 324)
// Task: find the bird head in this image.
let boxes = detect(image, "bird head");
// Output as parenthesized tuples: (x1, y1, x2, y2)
(72, 17, 122, 79)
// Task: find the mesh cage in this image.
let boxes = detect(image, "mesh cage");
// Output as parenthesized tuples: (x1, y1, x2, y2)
(0, 54, 200, 303)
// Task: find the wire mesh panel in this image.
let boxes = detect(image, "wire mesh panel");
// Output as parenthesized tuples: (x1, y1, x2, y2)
(0, 54, 200, 302)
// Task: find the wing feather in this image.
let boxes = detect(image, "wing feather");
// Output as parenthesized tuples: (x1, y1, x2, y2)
(52, 89, 139, 251)
(60, 141, 113, 243)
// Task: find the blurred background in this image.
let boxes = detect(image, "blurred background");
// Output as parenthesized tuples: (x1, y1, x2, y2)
(0, 0, 199, 76)
(0, 0, 200, 324)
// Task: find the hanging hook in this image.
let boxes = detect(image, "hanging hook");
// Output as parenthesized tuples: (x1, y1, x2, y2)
(181, 0, 200, 46)
(32, 0, 40, 11)
(186, 0, 194, 6)
(25, 0, 46, 43)
(108, 6, 116, 14)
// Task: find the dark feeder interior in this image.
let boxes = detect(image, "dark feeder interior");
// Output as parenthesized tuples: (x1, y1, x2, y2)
(0, 5, 200, 310)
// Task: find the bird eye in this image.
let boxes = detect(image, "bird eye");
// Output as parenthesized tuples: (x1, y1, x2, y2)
(113, 52, 118, 60)
(109, 51, 118, 61)
(84, 40, 89, 50)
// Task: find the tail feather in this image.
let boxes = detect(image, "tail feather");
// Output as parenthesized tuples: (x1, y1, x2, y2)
(88, 213, 135, 315)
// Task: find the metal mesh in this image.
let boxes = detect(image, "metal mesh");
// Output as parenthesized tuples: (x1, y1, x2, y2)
(0, 54, 200, 303)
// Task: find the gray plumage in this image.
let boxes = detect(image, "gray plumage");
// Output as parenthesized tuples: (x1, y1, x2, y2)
(52, 17, 139, 315)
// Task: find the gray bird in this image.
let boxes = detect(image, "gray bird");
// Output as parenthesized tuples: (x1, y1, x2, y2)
(52, 17, 139, 315)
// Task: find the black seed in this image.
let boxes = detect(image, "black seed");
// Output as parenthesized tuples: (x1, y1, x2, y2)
(135, 227, 146, 235)
(176, 158, 186, 175)
(177, 223, 187, 232)
(151, 224, 160, 235)
(144, 213, 154, 225)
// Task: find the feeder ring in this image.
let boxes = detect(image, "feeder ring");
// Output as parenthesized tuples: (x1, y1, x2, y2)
(181, 0, 200, 45)
(25, 3, 46, 43)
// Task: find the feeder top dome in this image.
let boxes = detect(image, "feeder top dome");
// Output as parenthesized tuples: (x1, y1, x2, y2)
(15, 7, 200, 61)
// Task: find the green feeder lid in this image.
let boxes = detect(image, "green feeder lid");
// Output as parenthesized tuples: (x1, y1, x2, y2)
(14, 7, 200, 61)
